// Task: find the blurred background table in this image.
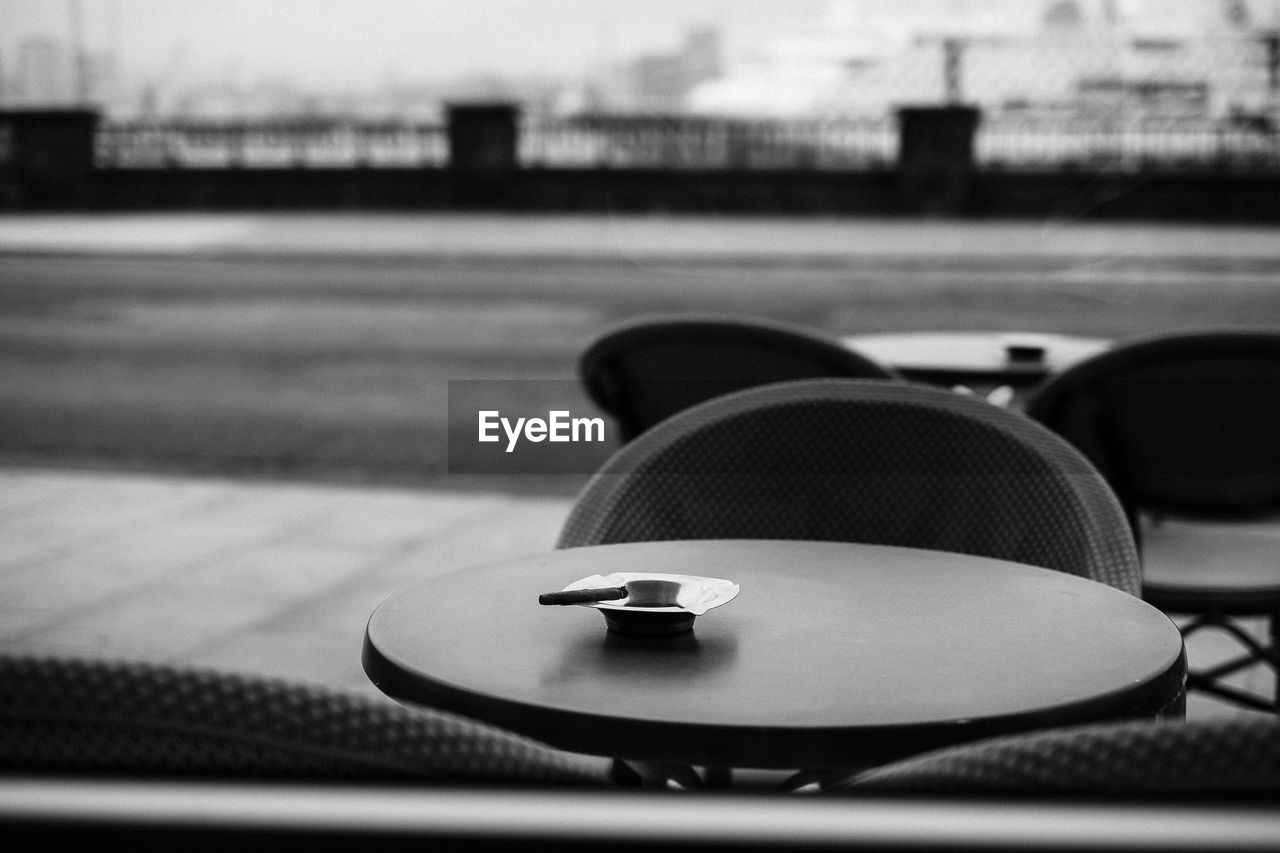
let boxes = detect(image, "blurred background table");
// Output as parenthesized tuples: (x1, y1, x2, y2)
(843, 331, 1110, 403)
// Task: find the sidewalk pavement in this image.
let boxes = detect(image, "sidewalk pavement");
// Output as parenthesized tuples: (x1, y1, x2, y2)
(3, 212, 1280, 264)
(0, 466, 574, 698)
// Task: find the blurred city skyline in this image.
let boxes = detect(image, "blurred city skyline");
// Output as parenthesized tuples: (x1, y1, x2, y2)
(0, 0, 829, 90)
(2, 0, 1278, 119)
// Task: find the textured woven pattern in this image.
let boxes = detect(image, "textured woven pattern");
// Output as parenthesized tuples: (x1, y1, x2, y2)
(558, 379, 1140, 596)
(0, 655, 613, 785)
(1026, 329, 1280, 712)
(834, 717, 1280, 795)
(1025, 328, 1280, 525)
(579, 313, 898, 442)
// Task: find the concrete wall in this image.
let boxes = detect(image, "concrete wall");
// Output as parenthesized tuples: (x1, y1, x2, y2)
(73, 164, 1280, 223)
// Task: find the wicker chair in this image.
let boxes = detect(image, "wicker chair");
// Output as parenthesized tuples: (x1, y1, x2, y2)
(831, 716, 1280, 796)
(578, 313, 898, 443)
(558, 379, 1140, 596)
(1025, 329, 1280, 712)
(0, 654, 615, 786)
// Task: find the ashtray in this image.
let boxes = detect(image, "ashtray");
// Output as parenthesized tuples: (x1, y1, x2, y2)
(547, 572, 739, 636)
(999, 333, 1048, 365)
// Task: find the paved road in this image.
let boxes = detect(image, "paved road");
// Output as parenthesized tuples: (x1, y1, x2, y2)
(4, 213, 1279, 489)
(4, 218, 1278, 332)
(3, 212, 1280, 266)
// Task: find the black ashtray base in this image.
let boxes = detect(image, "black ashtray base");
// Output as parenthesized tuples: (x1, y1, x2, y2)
(602, 609, 696, 636)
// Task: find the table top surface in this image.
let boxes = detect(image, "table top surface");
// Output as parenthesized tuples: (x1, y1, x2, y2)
(363, 539, 1185, 769)
(843, 331, 1110, 378)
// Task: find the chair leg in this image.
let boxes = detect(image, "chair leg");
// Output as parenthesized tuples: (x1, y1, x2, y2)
(1272, 610, 1279, 708)
(1178, 609, 1279, 714)
(779, 768, 863, 793)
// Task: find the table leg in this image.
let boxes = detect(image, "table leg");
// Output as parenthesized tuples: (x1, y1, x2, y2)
(615, 760, 706, 790)
(618, 760, 856, 791)
(779, 768, 858, 792)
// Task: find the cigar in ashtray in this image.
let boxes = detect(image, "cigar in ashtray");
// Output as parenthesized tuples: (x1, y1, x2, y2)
(540, 579, 687, 608)
(538, 586, 628, 606)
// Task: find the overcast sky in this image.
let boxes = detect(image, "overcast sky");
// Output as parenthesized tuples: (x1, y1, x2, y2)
(0, 0, 835, 89)
(5, 1, 1272, 92)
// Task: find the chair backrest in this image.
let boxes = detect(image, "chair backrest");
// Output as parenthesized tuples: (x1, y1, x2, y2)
(0, 655, 613, 786)
(833, 716, 1280, 796)
(1025, 329, 1280, 527)
(578, 313, 898, 442)
(557, 379, 1140, 596)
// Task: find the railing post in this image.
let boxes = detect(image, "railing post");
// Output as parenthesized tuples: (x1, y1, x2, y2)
(0, 109, 99, 209)
(446, 102, 519, 207)
(895, 105, 982, 215)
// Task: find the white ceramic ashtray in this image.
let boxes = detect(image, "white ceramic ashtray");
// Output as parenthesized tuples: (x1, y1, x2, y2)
(539, 572, 740, 636)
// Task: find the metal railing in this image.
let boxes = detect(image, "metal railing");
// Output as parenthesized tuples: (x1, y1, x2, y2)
(95, 120, 450, 168)
(977, 116, 1280, 171)
(93, 114, 1280, 172)
(518, 115, 897, 169)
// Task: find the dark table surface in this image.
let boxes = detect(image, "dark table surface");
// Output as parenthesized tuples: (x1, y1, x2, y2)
(363, 539, 1185, 771)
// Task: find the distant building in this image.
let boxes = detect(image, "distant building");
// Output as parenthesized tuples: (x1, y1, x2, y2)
(614, 26, 723, 113)
(687, 0, 1279, 120)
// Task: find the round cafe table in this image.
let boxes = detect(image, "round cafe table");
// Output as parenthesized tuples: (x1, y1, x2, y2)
(363, 540, 1185, 777)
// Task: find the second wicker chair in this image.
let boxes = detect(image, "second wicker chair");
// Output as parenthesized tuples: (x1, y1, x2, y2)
(557, 379, 1140, 596)
(577, 313, 898, 443)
